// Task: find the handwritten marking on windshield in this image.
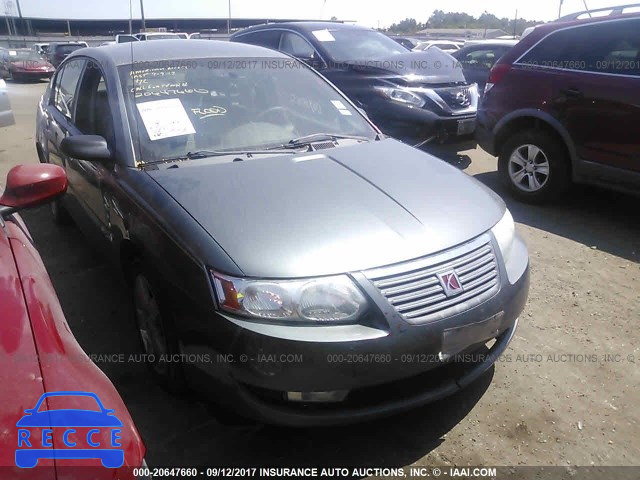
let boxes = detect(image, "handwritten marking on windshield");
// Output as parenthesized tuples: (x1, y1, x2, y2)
(191, 106, 227, 119)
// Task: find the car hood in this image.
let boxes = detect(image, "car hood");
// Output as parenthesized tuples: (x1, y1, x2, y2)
(345, 49, 466, 85)
(148, 138, 504, 278)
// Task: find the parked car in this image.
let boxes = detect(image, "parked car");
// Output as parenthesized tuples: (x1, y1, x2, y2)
(32, 43, 50, 56)
(389, 35, 420, 50)
(0, 78, 13, 128)
(47, 42, 89, 68)
(451, 40, 518, 95)
(231, 22, 479, 147)
(135, 32, 185, 41)
(413, 40, 462, 54)
(36, 40, 529, 426)
(0, 163, 147, 475)
(523, 3, 640, 39)
(0, 48, 55, 82)
(477, 13, 640, 202)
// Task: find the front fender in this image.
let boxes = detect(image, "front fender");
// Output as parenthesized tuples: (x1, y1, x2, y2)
(494, 109, 578, 175)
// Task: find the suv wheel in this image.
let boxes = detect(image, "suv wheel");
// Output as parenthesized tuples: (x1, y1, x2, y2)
(499, 129, 570, 203)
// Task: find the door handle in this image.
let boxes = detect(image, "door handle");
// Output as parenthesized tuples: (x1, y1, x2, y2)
(562, 87, 583, 98)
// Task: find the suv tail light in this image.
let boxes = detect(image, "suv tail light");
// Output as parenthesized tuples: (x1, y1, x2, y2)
(485, 63, 511, 95)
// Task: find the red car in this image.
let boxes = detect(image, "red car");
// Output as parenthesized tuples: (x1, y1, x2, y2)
(0, 164, 147, 478)
(0, 49, 55, 82)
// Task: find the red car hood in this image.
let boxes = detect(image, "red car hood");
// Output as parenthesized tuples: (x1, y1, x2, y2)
(0, 216, 145, 477)
(0, 217, 53, 475)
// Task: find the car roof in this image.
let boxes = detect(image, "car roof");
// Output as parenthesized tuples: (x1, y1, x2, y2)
(68, 39, 289, 67)
(232, 21, 372, 36)
(528, 10, 640, 39)
(139, 32, 181, 36)
(497, 12, 640, 65)
(51, 42, 87, 47)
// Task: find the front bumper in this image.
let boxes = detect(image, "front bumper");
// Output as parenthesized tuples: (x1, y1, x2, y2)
(365, 98, 477, 148)
(475, 111, 497, 156)
(11, 70, 54, 80)
(183, 235, 529, 426)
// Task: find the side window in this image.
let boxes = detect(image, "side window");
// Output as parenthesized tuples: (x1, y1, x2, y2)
(236, 30, 282, 50)
(75, 61, 115, 148)
(520, 19, 640, 76)
(53, 58, 85, 120)
(280, 32, 316, 59)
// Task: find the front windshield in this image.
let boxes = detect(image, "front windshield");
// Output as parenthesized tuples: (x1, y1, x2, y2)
(120, 57, 376, 163)
(313, 28, 408, 62)
(10, 50, 44, 61)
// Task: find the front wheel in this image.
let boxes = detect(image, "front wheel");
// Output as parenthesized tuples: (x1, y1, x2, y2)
(131, 260, 186, 393)
(50, 197, 73, 225)
(498, 129, 570, 204)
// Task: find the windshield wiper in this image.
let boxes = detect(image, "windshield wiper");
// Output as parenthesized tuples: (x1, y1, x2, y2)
(268, 133, 380, 150)
(143, 149, 299, 166)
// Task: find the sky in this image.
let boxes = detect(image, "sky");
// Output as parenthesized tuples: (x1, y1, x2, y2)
(4, 0, 631, 28)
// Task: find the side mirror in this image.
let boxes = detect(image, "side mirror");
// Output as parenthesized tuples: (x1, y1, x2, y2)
(60, 135, 112, 161)
(0, 164, 68, 215)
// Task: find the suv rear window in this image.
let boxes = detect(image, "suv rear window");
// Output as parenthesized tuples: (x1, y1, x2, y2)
(519, 18, 640, 76)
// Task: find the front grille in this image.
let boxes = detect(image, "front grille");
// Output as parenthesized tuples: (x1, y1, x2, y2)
(364, 236, 500, 324)
(434, 86, 473, 110)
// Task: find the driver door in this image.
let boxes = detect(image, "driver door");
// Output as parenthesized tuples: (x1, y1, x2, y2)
(69, 60, 117, 242)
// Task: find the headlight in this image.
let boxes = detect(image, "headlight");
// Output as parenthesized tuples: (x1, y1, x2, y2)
(211, 271, 368, 323)
(491, 209, 515, 262)
(374, 86, 425, 107)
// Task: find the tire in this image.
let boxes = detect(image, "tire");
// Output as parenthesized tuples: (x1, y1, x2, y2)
(498, 129, 570, 204)
(130, 259, 186, 393)
(50, 198, 73, 225)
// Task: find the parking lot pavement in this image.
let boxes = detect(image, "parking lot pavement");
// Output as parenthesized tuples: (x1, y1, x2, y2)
(2, 81, 639, 468)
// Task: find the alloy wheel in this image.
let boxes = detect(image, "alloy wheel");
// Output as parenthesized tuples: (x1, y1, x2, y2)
(508, 144, 550, 192)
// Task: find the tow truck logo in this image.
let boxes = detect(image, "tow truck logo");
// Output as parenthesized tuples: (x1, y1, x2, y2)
(15, 391, 124, 468)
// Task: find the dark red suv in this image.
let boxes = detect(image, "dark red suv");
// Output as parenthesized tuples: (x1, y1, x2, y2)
(476, 12, 640, 203)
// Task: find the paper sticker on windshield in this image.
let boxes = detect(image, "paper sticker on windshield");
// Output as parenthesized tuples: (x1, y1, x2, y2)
(312, 29, 335, 42)
(9, 51, 17, 56)
(136, 98, 196, 141)
(331, 100, 352, 116)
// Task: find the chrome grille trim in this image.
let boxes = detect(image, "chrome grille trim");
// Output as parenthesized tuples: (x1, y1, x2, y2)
(363, 235, 500, 324)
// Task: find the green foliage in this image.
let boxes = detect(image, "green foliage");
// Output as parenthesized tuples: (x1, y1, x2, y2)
(386, 10, 541, 36)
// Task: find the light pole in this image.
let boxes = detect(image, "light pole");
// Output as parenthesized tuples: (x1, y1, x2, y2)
(140, 0, 146, 32)
(227, 0, 231, 34)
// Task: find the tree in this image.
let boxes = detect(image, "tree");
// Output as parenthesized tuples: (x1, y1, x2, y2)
(385, 10, 542, 36)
